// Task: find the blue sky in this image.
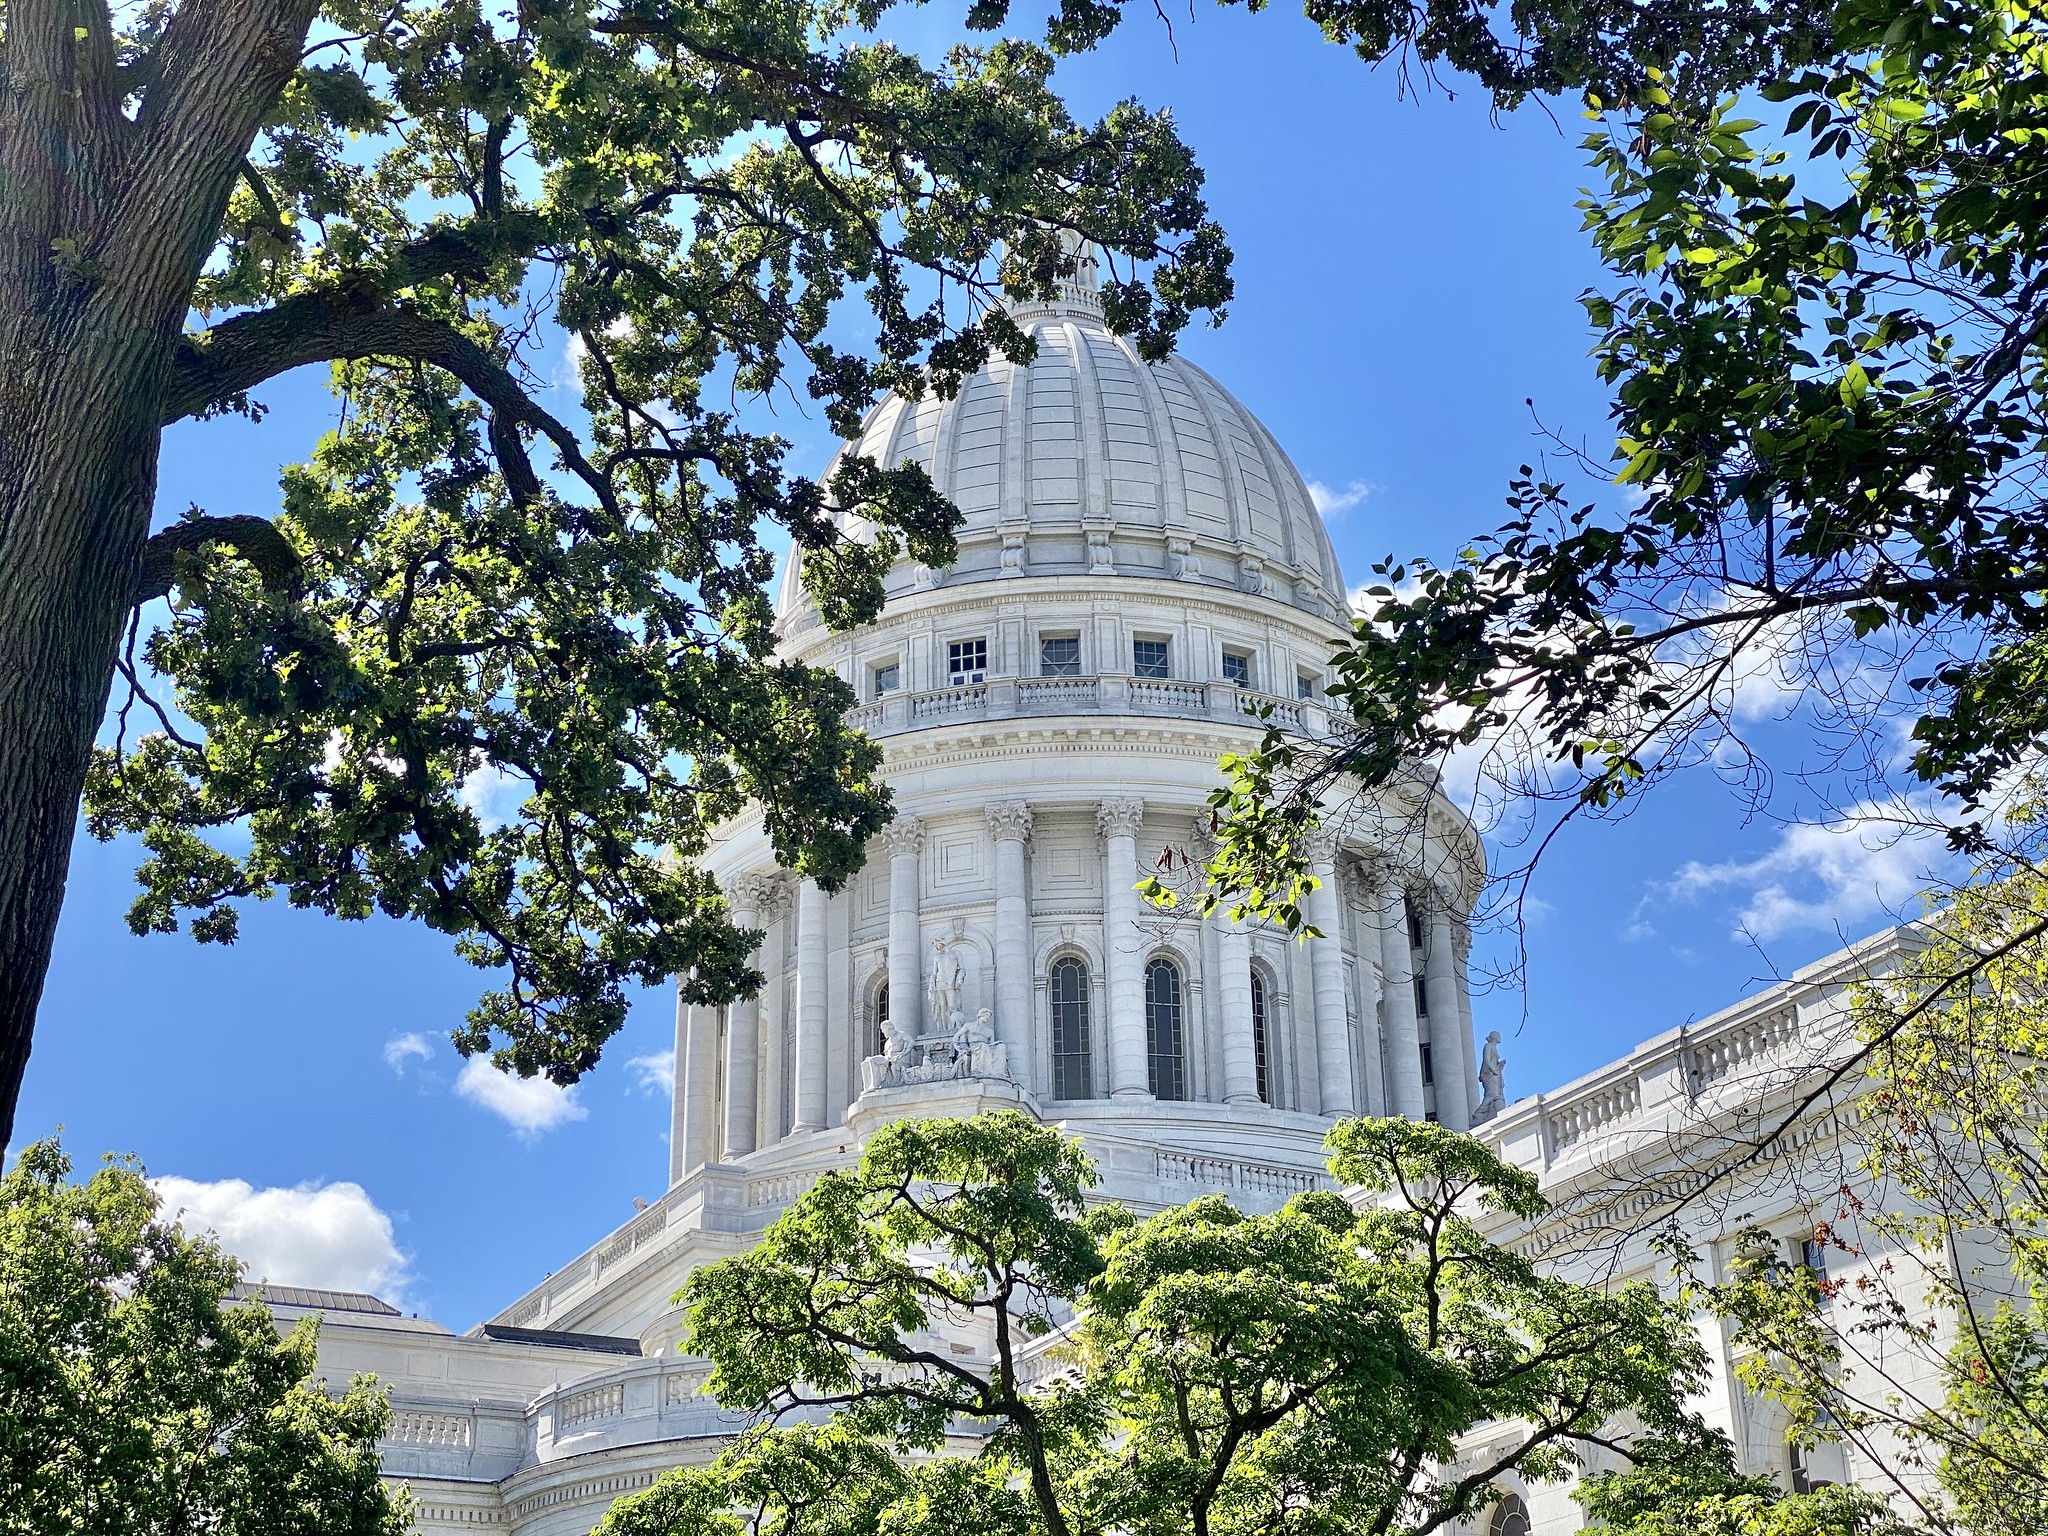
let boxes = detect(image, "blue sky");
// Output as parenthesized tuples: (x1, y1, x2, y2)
(12, 5, 1939, 1327)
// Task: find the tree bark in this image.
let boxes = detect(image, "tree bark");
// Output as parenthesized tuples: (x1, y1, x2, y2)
(0, 0, 321, 1147)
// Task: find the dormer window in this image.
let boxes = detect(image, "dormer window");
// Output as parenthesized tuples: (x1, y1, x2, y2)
(1221, 649, 1252, 688)
(948, 638, 988, 685)
(1133, 638, 1170, 680)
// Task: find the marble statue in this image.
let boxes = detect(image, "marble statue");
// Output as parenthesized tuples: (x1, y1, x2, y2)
(1475, 1031, 1507, 1122)
(951, 1007, 1008, 1082)
(929, 938, 964, 1027)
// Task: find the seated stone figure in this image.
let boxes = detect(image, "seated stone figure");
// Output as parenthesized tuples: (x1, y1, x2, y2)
(858, 1016, 921, 1094)
(951, 1008, 1008, 1082)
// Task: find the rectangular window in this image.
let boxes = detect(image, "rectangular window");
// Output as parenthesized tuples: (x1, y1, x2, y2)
(1420, 1040, 1434, 1084)
(1408, 908, 1426, 949)
(1414, 974, 1431, 1019)
(871, 662, 900, 698)
(1132, 638, 1170, 679)
(1040, 635, 1081, 676)
(948, 638, 988, 685)
(1221, 649, 1252, 687)
(1802, 1235, 1832, 1302)
(1296, 672, 1316, 701)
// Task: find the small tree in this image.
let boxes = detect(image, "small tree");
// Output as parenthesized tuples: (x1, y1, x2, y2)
(0, 1139, 407, 1536)
(597, 1111, 1712, 1536)
(1668, 811, 2048, 1536)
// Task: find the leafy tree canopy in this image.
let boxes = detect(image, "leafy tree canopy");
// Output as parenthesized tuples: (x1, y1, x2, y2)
(0, 1139, 406, 1536)
(1205, 0, 2048, 940)
(598, 1111, 1710, 1536)
(1575, 1426, 1907, 1536)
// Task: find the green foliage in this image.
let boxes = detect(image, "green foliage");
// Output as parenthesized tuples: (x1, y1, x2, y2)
(1576, 1427, 1905, 1536)
(1213, 0, 2048, 929)
(617, 1111, 1709, 1536)
(0, 1139, 407, 1536)
(78, 0, 1235, 1091)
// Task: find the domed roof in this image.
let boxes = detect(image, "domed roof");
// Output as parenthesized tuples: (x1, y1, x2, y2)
(779, 273, 1344, 624)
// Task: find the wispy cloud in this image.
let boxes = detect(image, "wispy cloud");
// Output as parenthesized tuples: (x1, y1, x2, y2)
(455, 1055, 588, 1138)
(1657, 799, 1947, 943)
(1308, 478, 1374, 520)
(626, 1049, 675, 1099)
(152, 1174, 412, 1307)
(382, 1031, 432, 1075)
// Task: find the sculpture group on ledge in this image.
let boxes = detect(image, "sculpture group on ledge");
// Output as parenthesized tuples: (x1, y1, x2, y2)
(859, 939, 1011, 1094)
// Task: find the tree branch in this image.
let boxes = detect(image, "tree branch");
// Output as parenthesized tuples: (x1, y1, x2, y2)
(134, 512, 301, 605)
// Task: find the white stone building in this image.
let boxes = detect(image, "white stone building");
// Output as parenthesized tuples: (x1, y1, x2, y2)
(295, 267, 1967, 1535)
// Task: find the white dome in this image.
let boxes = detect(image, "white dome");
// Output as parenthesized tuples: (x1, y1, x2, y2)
(780, 282, 1344, 623)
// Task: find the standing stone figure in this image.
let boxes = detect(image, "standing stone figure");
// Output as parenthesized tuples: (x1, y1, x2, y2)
(1475, 1031, 1508, 1122)
(929, 939, 964, 1028)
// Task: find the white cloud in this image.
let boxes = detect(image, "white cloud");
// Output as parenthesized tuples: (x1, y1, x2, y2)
(1309, 478, 1374, 520)
(1659, 800, 1947, 942)
(382, 1031, 432, 1074)
(455, 1054, 588, 1138)
(458, 762, 529, 832)
(626, 1049, 675, 1099)
(152, 1175, 411, 1305)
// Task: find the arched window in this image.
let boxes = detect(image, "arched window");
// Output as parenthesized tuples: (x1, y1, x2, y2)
(1145, 959, 1186, 1101)
(1049, 958, 1092, 1099)
(1488, 1494, 1531, 1536)
(866, 982, 890, 1060)
(1250, 969, 1271, 1105)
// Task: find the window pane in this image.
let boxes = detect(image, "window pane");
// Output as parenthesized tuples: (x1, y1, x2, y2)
(873, 663, 899, 698)
(1251, 971, 1270, 1105)
(1296, 673, 1315, 701)
(1050, 959, 1092, 1099)
(948, 638, 988, 683)
(1040, 636, 1081, 676)
(1133, 639, 1169, 679)
(869, 983, 889, 1059)
(1145, 959, 1185, 1100)
(1222, 651, 1250, 687)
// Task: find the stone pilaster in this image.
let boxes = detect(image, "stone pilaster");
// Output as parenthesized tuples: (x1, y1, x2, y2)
(1215, 905, 1259, 1104)
(1377, 872, 1427, 1119)
(721, 874, 779, 1159)
(1097, 797, 1148, 1099)
(881, 819, 924, 1045)
(986, 802, 1034, 1088)
(792, 878, 829, 1132)
(1424, 887, 1473, 1130)
(1302, 828, 1356, 1116)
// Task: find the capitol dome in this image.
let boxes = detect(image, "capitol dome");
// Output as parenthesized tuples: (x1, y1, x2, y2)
(780, 266, 1344, 626)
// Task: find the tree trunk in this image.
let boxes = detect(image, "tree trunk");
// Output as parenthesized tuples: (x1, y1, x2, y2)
(0, 300, 166, 1151)
(0, 0, 324, 1147)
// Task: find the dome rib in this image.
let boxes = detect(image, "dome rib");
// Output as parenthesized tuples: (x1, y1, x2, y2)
(783, 300, 1343, 619)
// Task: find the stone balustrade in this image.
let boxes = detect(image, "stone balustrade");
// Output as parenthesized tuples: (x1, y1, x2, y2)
(843, 675, 1334, 739)
(1479, 930, 1910, 1176)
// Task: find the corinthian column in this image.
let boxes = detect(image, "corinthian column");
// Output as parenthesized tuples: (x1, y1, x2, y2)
(1097, 797, 1148, 1099)
(1377, 873, 1427, 1119)
(1424, 888, 1474, 1130)
(882, 818, 924, 1044)
(1302, 830, 1355, 1116)
(1215, 905, 1259, 1104)
(791, 877, 829, 1133)
(722, 875, 776, 1159)
(987, 802, 1033, 1084)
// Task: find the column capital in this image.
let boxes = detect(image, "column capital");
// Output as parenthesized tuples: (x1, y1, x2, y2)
(1096, 796, 1145, 840)
(1302, 826, 1340, 867)
(985, 801, 1034, 845)
(728, 870, 786, 921)
(878, 816, 925, 858)
(1452, 921, 1474, 963)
